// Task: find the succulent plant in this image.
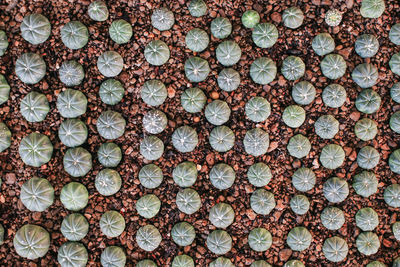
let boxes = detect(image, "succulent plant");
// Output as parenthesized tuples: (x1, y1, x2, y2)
(20, 91, 49, 122)
(13, 224, 50, 259)
(100, 210, 125, 238)
(0, 74, 10, 105)
(282, 7, 304, 29)
(292, 167, 316, 192)
(367, 261, 387, 267)
(360, 0, 385, 18)
(20, 177, 54, 212)
(61, 21, 89, 49)
(248, 228, 272, 252)
(171, 255, 194, 267)
(20, 13, 51, 45)
(63, 147, 92, 177)
(286, 227, 312, 251)
(60, 182, 89, 211)
(144, 40, 170, 66)
(325, 9, 342, 26)
(250, 188, 275, 215)
(357, 146, 380, 169)
(319, 144, 345, 169)
(211, 17, 232, 39)
(321, 206, 345, 230)
(172, 125, 198, 153)
(99, 79, 124, 105)
(141, 79, 167, 107)
(207, 230, 232, 255)
(151, 7, 174, 31)
(356, 231, 380, 255)
(243, 128, 270, 157)
(292, 81, 316, 105)
(209, 163, 235, 190)
(352, 63, 379, 88)
(19, 133, 53, 167)
(395, 258, 400, 267)
(136, 194, 161, 219)
(136, 259, 157, 267)
(315, 115, 339, 139)
(209, 126, 235, 152)
(210, 257, 234, 267)
(281, 56, 305, 81)
(181, 87, 206, 113)
(250, 57, 277, 85)
(57, 89, 87, 118)
(353, 171, 378, 198)
(356, 207, 379, 231)
(391, 53, 400, 76)
(95, 169, 122, 196)
(88, 1, 109, 21)
(172, 161, 197, 187)
(393, 222, 400, 241)
(284, 260, 305, 267)
(0, 30, 8, 56)
(287, 134, 311, 159)
(97, 51, 124, 77)
(290, 194, 310, 215)
(323, 236, 348, 262)
(138, 164, 163, 189)
(322, 84, 347, 108)
(109, 19, 132, 44)
(282, 105, 305, 128)
(390, 23, 400, 45)
(245, 97, 271, 122)
(241, 10, 260, 28)
(176, 188, 201, 214)
(323, 177, 349, 203)
(97, 110, 126, 140)
(355, 118, 378, 141)
(185, 28, 209, 52)
(61, 213, 89, 241)
(15, 53, 46, 84)
(205, 100, 231, 126)
(216, 41, 241, 67)
(140, 136, 164, 160)
(252, 23, 278, 48)
(97, 142, 122, 168)
(390, 150, 400, 174)
(101, 246, 126, 267)
(58, 242, 88, 267)
(312, 33, 335, 56)
(143, 110, 167, 135)
(184, 56, 210, 83)
(59, 60, 85, 87)
(171, 222, 195, 246)
(321, 54, 347, 80)
(188, 0, 207, 17)
(0, 122, 10, 153)
(209, 203, 235, 228)
(247, 162, 272, 187)
(0, 224, 4, 245)
(251, 260, 272, 267)
(355, 34, 379, 58)
(58, 119, 88, 147)
(218, 68, 240, 92)
(136, 224, 162, 251)
(391, 111, 400, 134)
(355, 89, 381, 114)
(384, 184, 400, 207)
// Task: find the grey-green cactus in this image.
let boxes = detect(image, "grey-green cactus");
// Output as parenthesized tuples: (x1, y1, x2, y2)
(97, 51, 124, 77)
(282, 7, 304, 29)
(250, 188, 275, 215)
(95, 169, 122, 196)
(99, 79, 124, 105)
(325, 9, 342, 26)
(357, 146, 380, 169)
(151, 7, 174, 31)
(61, 21, 89, 49)
(248, 228, 272, 252)
(0, 74, 10, 105)
(391, 53, 400, 76)
(284, 260, 305, 267)
(352, 63, 379, 88)
(20, 91, 49, 122)
(97, 110, 126, 140)
(63, 147, 92, 177)
(286, 227, 312, 251)
(287, 134, 311, 159)
(207, 230, 232, 255)
(0, 31, 8, 56)
(355, 34, 379, 58)
(172, 125, 198, 153)
(171, 222, 195, 246)
(323, 236, 348, 262)
(188, 0, 207, 17)
(393, 222, 400, 241)
(243, 128, 269, 157)
(98, 142, 122, 168)
(319, 144, 345, 169)
(58, 119, 88, 147)
(59, 60, 85, 87)
(209, 126, 235, 152)
(356, 207, 379, 231)
(181, 87, 206, 113)
(312, 33, 335, 56)
(323, 177, 349, 203)
(211, 17, 232, 39)
(241, 10, 260, 28)
(109, 19, 132, 44)
(20, 13, 51, 45)
(290, 194, 310, 215)
(19, 133, 53, 167)
(205, 100, 231, 126)
(141, 79, 167, 106)
(209, 203, 235, 228)
(185, 28, 209, 52)
(209, 163, 235, 190)
(136, 194, 161, 219)
(282, 105, 305, 128)
(139, 164, 163, 189)
(321, 206, 345, 230)
(390, 149, 400, 174)
(360, 0, 385, 18)
(58, 242, 88, 267)
(390, 23, 400, 45)
(88, 1, 109, 21)
(184, 56, 210, 82)
(292, 167, 316, 192)
(15, 53, 46, 84)
(216, 41, 241, 66)
(101, 246, 126, 267)
(367, 261, 387, 267)
(250, 57, 277, 85)
(252, 23, 278, 48)
(210, 257, 234, 267)
(60, 182, 89, 211)
(144, 40, 170, 66)
(140, 136, 164, 160)
(57, 89, 87, 118)
(355, 118, 378, 141)
(100, 210, 125, 238)
(322, 84, 347, 108)
(136, 224, 162, 251)
(353, 171, 378, 198)
(314, 115, 339, 139)
(218, 68, 240, 92)
(20, 177, 54, 212)
(61, 213, 89, 241)
(136, 259, 157, 267)
(395, 258, 400, 267)
(13, 224, 50, 259)
(173, 161, 197, 187)
(355, 89, 381, 114)
(176, 188, 201, 214)
(172, 255, 194, 267)
(247, 162, 272, 187)
(0, 122, 11, 152)
(356, 231, 380, 255)
(245, 97, 271, 122)
(391, 111, 400, 134)
(292, 81, 316, 105)
(143, 109, 167, 134)
(384, 184, 400, 208)
(251, 260, 272, 267)
(321, 54, 347, 80)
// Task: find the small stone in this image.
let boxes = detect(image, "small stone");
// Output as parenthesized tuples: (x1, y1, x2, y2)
(211, 91, 219, 99)
(279, 248, 292, 262)
(5, 173, 16, 185)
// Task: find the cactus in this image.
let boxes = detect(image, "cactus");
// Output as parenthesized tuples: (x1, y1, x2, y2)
(325, 9, 342, 26)
(136, 224, 162, 251)
(136, 194, 161, 219)
(209, 126, 235, 152)
(287, 134, 311, 159)
(282, 7, 304, 29)
(284, 260, 305, 267)
(353, 171, 378, 198)
(286, 227, 312, 251)
(245, 97, 271, 122)
(137, 260, 157, 267)
(181, 87, 206, 113)
(88, 1, 109, 21)
(282, 105, 305, 128)
(216, 41, 241, 66)
(209, 163, 235, 190)
(250, 188, 275, 215)
(355, 34, 379, 58)
(63, 147, 92, 177)
(242, 10, 260, 28)
(151, 7, 174, 31)
(395, 258, 400, 267)
(252, 23, 278, 48)
(143, 109, 167, 134)
(97, 51, 124, 77)
(59, 60, 85, 87)
(207, 230, 232, 255)
(384, 184, 400, 208)
(319, 144, 345, 169)
(100, 210, 125, 238)
(138, 164, 163, 189)
(390, 23, 400, 45)
(141, 79, 167, 106)
(210, 257, 234, 267)
(251, 260, 272, 267)
(176, 188, 201, 214)
(243, 128, 270, 157)
(20, 91, 49, 122)
(99, 79, 124, 105)
(98, 142, 122, 168)
(360, 0, 385, 18)
(322, 84, 347, 108)
(188, 0, 207, 17)
(172, 125, 198, 153)
(144, 40, 170, 66)
(390, 149, 400, 174)
(356, 207, 379, 231)
(95, 169, 122, 196)
(390, 53, 400, 76)
(250, 57, 277, 85)
(19, 133, 53, 167)
(355, 89, 381, 114)
(323, 236, 348, 262)
(290, 194, 310, 215)
(109, 19, 132, 44)
(321, 54, 347, 80)
(61, 213, 89, 241)
(356, 231, 380, 255)
(314, 115, 339, 139)
(101, 246, 126, 267)
(172, 255, 194, 267)
(321, 206, 345, 230)
(185, 28, 209, 52)
(352, 63, 379, 88)
(15, 53, 46, 84)
(97, 110, 126, 140)
(312, 33, 335, 56)
(292, 81, 316, 105)
(211, 17, 232, 39)
(171, 222, 196, 246)
(173, 161, 197, 187)
(393, 222, 400, 241)
(248, 228, 272, 252)
(209, 203, 235, 228)
(355, 118, 378, 141)
(292, 167, 316, 192)
(0, 224, 4, 245)
(58, 119, 88, 147)
(20, 177, 54, 212)
(140, 136, 164, 160)
(323, 177, 349, 203)
(58, 242, 88, 267)
(0, 30, 8, 56)
(57, 89, 87, 118)
(20, 14, 51, 45)
(391, 111, 400, 133)
(61, 21, 89, 49)
(357, 146, 380, 169)
(367, 261, 387, 267)
(60, 182, 89, 211)
(218, 68, 240, 92)
(184, 56, 210, 82)
(281, 56, 305, 81)
(0, 74, 10, 105)
(205, 100, 231, 126)
(247, 162, 272, 187)
(0, 122, 11, 152)
(13, 224, 50, 259)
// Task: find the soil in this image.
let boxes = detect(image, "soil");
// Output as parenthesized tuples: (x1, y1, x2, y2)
(0, 0, 400, 266)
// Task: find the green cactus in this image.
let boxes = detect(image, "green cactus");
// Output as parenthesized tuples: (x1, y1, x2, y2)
(207, 230, 232, 255)
(209, 126, 235, 152)
(173, 161, 197, 187)
(395, 258, 400, 267)
(151, 7, 174, 31)
(61, 213, 89, 241)
(172, 125, 198, 153)
(176, 188, 201, 214)
(98, 142, 122, 168)
(243, 128, 269, 157)
(360, 0, 385, 18)
(384, 184, 400, 207)
(319, 144, 345, 169)
(136, 224, 162, 251)
(0, 30, 8, 56)
(287, 134, 311, 159)
(357, 146, 380, 169)
(205, 100, 231, 126)
(355, 34, 379, 58)
(20, 177, 54, 212)
(321, 54, 347, 80)
(292, 167, 316, 192)
(60, 182, 89, 211)
(88, 1, 109, 21)
(314, 115, 339, 139)
(286, 227, 312, 251)
(188, 0, 207, 17)
(172, 255, 194, 267)
(101, 246, 126, 267)
(144, 40, 170, 66)
(323, 177, 349, 203)
(389, 149, 400, 174)
(218, 68, 240, 92)
(185, 28, 209, 52)
(282, 105, 305, 128)
(282, 7, 304, 29)
(136, 259, 157, 267)
(250, 188, 275, 215)
(20, 91, 49, 122)
(250, 57, 277, 85)
(58, 119, 88, 147)
(136, 194, 161, 219)
(323, 236, 348, 263)
(20, 13, 51, 45)
(312, 33, 335, 56)
(59, 60, 85, 87)
(0, 74, 10, 105)
(356, 207, 379, 231)
(0, 224, 4, 245)
(321, 206, 345, 230)
(355, 89, 381, 114)
(390, 23, 400, 45)
(251, 260, 272, 267)
(61, 21, 89, 49)
(57, 89, 87, 118)
(355, 118, 378, 141)
(141, 79, 167, 106)
(325, 9, 342, 26)
(247, 162, 272, 187)
(181, 87, 206, 113)
(209, 203, 235, 228)
(58, 242, 88, 267)
(0, 122, 10, 152)
(97, 110, 126, 140)
(391, 111, 400, 134)
(248, 228, 272, 252)
(15, 53, 46, 84)
(284, 260, 305, 267)
(241, 10, 260, 28)
(209, 163, 235, 190)
(140, 136, 164, 160)
(356, 231, 380, 255)
(171, 222, 195, 246)
(138, 164, 163, 189)
(353, 171, 378, 198)
(367, 261, 387, 267)
(184, 56, 210, 82)
(13, 224, 50, 259)
(211, 17, 232, 39)
(210, 257, 234, 267)
(100, 210, 125, 238)
(109, 19, 132, 44)
(391, 53, 400, 76)
(352, 63, 379, 88)
(292, 81, 316, 105)
(252, 23, 278, 48)
(322, 84, 347, 108)
(143, 109, 167, 135)
(393, 222, 400, 241)
(245, 97, 271, 122)
(95, 169, 122, 196)
(97, 51, 124, 77)
(216, 41, 241, 66)
(19, 133, 53, 167)
(290, 194, 310, 215)
(63, 147, 92, 177)
(99, 79, 124, 105)
(282, 56, 306, 81)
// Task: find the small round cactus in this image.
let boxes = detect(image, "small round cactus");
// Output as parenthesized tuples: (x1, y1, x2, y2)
(15, 53, 46, 84)
(286, 227, 312, 251)
(205, 100, 231, 126)
(20, 177, 54, 212)
(384, 184, 400, 208)
(248, 228, 272, 252)
(100, 210, 125, 238)
(181, 87, 206, 113)
(325, 9, 342, 27)
(19, 133, 53, 167)
(252, 23, 278, 48)
(136, 260, 157, 267)
(282, 105, 305, 128)
(136, 194, 161, 219)
(144, 40, 170, 66)
(188, 0, 207, 17)
(210, 257, 234, 267)
(101, 246, 126, 267)
(171, 222, 195, 246)
(0, 31, 8, 56)
(360, 0, 385, 19)
(140, 136, 164, 161)
(0, 74, 10, 105)
(323, 236, 348, 263)
(141, 79, 167, 106)
(61, 213, 89, 241)
(321, 54, 347, 80)
(20, 14, 51, 45)
(97, 51, 124, 77)
(59, 60, 85, 87)
(245, 97, 271, 122)
(143, 109, 167, 134)
(312, 33, 335, 56)
(247, 162, 272, 187)
(218, 68, 240, 92)
(367, 261, 387, 267)
(207, 230, 232, 255)
(20, 91, 49, 122)
(209, 163, 235, 190)
(353, 171, 378, 198)
(139, 164, 163, 189)
(323, 177, 349, 203)
(321, 206, 345, 230)
(282, 7, 304, 29)
(176, 188, 201, 214)
(314, 115, 339, 139)
(390, 111, 400, 133)
(241, 10, 260, 28)
(172, 125, 198, 153)
(60, 182, 89, 211)
(250, 188, 275, 215)
(390, 150, 400, 174)
(14, 224, 50, 259)
(172, 255, 194, 267)
(251, 260, 272, 267)
(58, 242, 88, 267)
(355, 89, 381, 114)
(136, 224, 162, 251)
(250, 57, 277, 85)
(322, 84, 347, 108)
(185, 28, 209, 52)
(209, 126, 235, 152)
(63, 147, 92, 177)
(355, 118, 378, 141)
(184, 56, 210, 83)
(290, 194, 310, 215)
(98, 142, 122, 168)
(99, 79, 124, 105)
(356, 231, 380, 256)
(355, 34, 379, 58)
(352, 63, 379, 88)
(216, 41, 241, 66)
(391, 53, 400, 76)
(243, 128, 269, 157)
(61, 21, 89, 50)
(209, 203, 235, 228)
(284, 260, 305, 267)
(109, 19, 132, 44)
(319, 144, 345, 169)
(393, 222, 400, 241)
(58, 119, 88, 147)
(292, 81, 316, 105)
(390, 23, 400, 45)
(151, 7, 174, 31)
(287, 134, 311, 159)
(88, 1, 109, 21)
(356, 207, 379, 231)
(95, 169, 122, 196)
(211, 17, 232, 39)
(0, 122, 11, 152)
(292, 167, 316, 192)
(357, 146, 380, 169)
(57, 89, 87, 118)
(97, 110, 126, 140)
